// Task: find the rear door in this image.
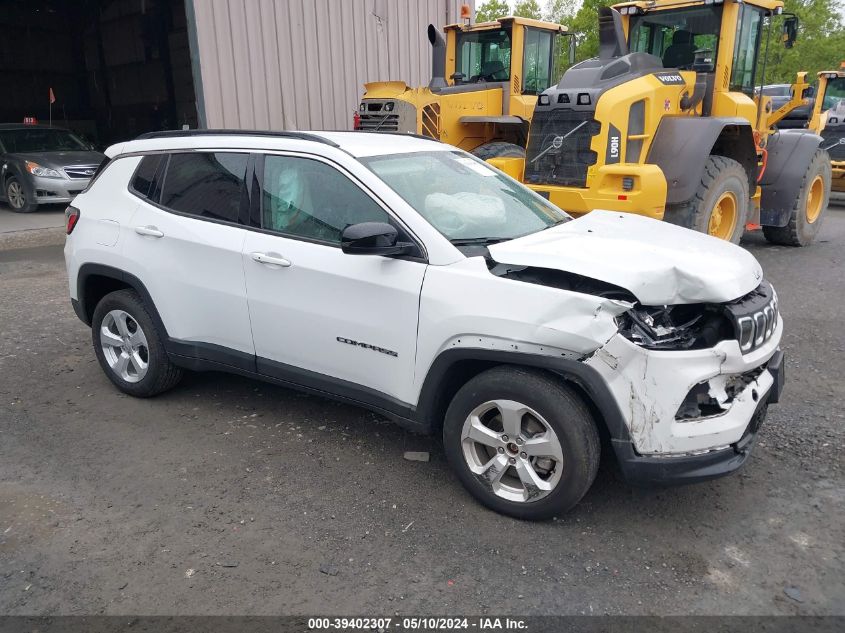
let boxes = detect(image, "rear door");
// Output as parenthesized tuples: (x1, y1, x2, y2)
(122, 151, 255, 366)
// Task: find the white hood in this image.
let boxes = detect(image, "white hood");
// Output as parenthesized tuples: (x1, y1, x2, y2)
(488, 211, 763, 305)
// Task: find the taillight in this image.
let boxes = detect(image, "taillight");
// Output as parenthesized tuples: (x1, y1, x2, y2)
(65, 205, 80, 234)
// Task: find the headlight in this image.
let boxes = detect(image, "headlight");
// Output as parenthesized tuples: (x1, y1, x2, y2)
(616, 304, 731, 350)
(25, 161, 62, 178)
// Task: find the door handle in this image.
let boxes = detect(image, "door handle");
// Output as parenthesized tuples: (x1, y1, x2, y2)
(251, 252, 291, 267)
(134, 225, 164, 238)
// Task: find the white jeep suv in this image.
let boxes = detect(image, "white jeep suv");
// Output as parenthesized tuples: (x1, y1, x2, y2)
(64, 130, 785, 519)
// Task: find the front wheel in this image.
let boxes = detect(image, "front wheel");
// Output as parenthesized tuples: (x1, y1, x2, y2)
(5, 176, 37, 212)
(762, 148, 831, 246)
(443, 367, 600, 520)
(664, 155, 750, 243)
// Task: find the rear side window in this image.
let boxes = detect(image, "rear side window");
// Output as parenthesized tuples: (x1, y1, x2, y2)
(159, 152, 249, 224)
(130, 154, 163, 199)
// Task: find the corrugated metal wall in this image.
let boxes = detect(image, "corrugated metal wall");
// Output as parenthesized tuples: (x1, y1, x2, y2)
(189, 0, 472, 131)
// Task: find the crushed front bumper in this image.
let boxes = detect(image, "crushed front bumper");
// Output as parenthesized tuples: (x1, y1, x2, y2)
(613, 350, 784, 485)
(585, 319, 784, 485)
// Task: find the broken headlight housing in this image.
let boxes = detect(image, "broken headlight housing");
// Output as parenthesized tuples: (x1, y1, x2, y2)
(616, 304, 733, 350)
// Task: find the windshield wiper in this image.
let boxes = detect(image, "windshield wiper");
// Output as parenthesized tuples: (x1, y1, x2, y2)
(542, 218, 570, 230)
(450, 237, 511, 246)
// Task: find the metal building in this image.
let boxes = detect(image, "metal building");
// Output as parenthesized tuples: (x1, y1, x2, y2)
(188, 0, 473, 131)
(1, 0, 471, 145)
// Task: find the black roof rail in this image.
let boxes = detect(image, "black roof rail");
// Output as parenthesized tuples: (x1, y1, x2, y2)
(134, 129, 340, 147)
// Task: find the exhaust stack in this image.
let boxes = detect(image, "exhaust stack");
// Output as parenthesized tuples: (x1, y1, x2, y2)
(598, 8, 628, 59)
(428, 24, 447, 91)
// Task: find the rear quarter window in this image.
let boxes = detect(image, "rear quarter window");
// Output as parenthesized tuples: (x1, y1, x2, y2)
(129, 154, 164, 199)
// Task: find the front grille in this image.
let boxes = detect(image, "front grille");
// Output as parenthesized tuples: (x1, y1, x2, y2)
(64, 165, 99, 179)
(724, 281, 779, 354)
(356, 101, 399, 131)
(821, 126, 845, 161)
(523, 108, 600, 188)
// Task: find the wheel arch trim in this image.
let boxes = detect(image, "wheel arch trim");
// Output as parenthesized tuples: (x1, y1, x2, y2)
(75, 263, 169, 338)
(415, 348, 631, 443)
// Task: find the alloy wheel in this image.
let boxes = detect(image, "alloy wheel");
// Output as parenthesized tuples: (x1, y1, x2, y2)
(460, 399, 564, 503)
(100, 309, 149, 383)
(7, 180, 25, 209)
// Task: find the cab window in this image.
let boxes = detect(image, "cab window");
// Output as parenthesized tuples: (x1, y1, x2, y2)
(730, 4, 765, 95)
(628, 6, 721, 71)
(522, 28, 556, 95)
(455, 28, 512, 82)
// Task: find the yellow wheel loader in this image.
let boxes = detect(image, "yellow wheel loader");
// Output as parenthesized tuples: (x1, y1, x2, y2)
(810, 64, 845, 194)
(354, 9, 573, 161)
(508, 0, 831, 245)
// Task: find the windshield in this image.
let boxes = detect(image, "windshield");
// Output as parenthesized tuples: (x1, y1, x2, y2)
(629, 6, 722, 71)
(823, 77, 845, 111)
(361, 150, 570, 243)
(456, 28, 512, 82)
(0, 128, 89, 153)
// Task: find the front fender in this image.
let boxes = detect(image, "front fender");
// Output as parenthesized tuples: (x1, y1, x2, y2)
(646, 117, 756, 205)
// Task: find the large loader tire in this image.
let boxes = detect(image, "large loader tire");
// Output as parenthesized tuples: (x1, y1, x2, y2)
(762, 149, 831, 246)
(664, 155, 750, 243)
(471, 142, 526, 161)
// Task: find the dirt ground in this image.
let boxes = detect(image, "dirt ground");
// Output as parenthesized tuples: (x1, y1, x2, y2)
(0, 205, 843, 616)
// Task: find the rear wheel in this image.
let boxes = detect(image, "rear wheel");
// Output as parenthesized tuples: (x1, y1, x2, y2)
(664, 155, 750, 243)
(443, 367, 600, 520)
(762, 149, 831, 246)
(470, 141, 526, 161)
(91, 289, 183, 397)
(5, 176, 37, 213)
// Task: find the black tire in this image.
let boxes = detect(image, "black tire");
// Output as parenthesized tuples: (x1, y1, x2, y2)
(91, 289, 182, 397)
(762, 148, 831, 246)
(664, 155, 750, 243)
(4, 176, 37, 213)
(470, 141, 526, 161)
(443, 367, 600, 520)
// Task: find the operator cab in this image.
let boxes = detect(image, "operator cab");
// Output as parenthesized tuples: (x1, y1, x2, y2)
(448, 19, 567, 96)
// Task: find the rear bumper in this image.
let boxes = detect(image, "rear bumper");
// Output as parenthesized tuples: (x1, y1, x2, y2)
(614, 350, 784, 486)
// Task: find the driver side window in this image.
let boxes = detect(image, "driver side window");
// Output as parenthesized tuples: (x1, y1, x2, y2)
(261, 155, 389, 245)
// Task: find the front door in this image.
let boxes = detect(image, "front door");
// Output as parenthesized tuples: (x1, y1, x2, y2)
(242, 153, 426, 407)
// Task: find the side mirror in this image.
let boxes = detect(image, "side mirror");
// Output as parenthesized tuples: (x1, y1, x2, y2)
(782, 16, 798, 49)
(341, 222, 413, 256)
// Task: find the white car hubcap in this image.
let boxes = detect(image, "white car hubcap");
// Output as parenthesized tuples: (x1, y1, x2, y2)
(100, 309, 149, 383)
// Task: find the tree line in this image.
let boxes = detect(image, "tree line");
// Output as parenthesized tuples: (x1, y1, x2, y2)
(475, 0, 845, 85)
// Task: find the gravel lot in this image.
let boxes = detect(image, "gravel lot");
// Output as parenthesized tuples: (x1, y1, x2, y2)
(0, 204, 843, 616)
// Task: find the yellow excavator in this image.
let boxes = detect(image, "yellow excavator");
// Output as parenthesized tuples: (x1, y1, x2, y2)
(809, 63, 845, 193)
(354, 7, 573, 161)
(494, 0, 830, 245)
